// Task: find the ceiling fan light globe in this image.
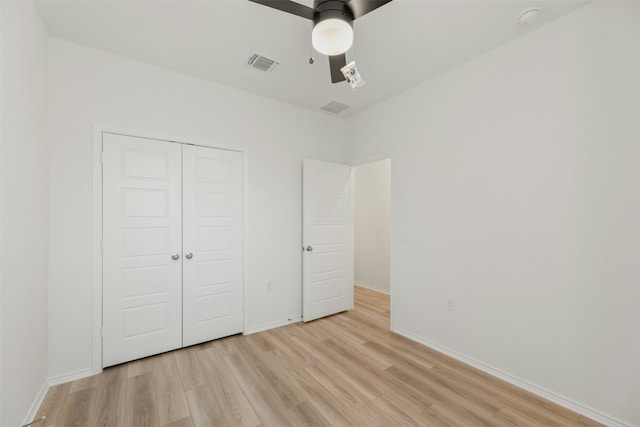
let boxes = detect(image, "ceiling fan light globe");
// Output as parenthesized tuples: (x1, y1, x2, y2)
(312, 18, 353, 56)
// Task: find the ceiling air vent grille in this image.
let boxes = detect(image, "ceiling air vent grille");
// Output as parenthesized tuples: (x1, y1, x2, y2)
(321, 101, 351, 114)
(247, 53, 279, 72)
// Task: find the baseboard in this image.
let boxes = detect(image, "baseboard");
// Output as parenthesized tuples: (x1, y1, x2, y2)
(47, 367, 94, 387)
(355, 282, 390, 295)
(393, 327, 633, 427)
(23, 368, 95, 425)
(22, 379, 49, 426)
(244, 316, 302, 335)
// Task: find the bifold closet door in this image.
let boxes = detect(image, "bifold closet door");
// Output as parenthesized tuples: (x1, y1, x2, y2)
(182, 145, 243, 347)
(102, 133, 183, 367)
(103, 133, 244, 367)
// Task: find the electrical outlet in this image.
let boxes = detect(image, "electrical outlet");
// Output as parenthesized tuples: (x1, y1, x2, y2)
(447, 298, 456, 311)
(266, 281, 273, 292)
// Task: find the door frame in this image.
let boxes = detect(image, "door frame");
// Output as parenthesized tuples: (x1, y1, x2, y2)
(349, 153, 394, 331)
(91, 124, 248, 375)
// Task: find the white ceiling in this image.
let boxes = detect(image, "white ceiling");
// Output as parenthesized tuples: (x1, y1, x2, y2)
(35, 0, 586, 117)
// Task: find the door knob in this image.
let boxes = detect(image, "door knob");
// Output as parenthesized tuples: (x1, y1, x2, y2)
(171, 253, 180, 261)
(306, 246, 313, 252)
(185, 252, 193, 260)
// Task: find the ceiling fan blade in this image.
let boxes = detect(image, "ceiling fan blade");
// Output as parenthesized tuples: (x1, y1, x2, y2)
(329, 54, 347, 83)
(347, 0, 393, 19)
(247, 0, 314, 20)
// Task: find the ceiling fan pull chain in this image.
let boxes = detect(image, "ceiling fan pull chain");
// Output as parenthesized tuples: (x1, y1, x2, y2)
(309, 24, 315, 64)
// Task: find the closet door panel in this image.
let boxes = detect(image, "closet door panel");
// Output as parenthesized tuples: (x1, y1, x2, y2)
(102, 133, 183, 367)
(182, 145, 243, 346)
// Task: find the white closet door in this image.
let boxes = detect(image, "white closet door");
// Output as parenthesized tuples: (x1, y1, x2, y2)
(102, 133, 183, 367)
(182, 145, 243, 347)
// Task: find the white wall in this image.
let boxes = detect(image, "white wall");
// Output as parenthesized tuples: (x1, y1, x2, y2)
(354, 159, 390, 293)
(0, 1, 50, 425)
(47, 38, 345, 379)
(346, 3, 640, 425)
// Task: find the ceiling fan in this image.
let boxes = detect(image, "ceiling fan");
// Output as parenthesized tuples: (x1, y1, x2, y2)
(247, 0, 393, 83)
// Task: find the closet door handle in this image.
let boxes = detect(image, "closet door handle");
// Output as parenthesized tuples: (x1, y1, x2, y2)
(185, 252, 193, 260)
(171, 253, 180, 261)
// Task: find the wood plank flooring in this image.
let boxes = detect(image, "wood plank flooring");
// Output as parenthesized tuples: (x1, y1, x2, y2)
(32, 286, 601, 426)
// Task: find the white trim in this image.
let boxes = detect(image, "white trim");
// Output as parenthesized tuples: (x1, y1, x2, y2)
(91, 126, 102, 375)
(91, 124, 247, 373)
(350, 152, 392, 167)
(21, 380, 49, 426)
(48, 368, 95, 387)
(388, 158, 395, 331)
(355, 282, 390, 295)
(244, 317, 302, 335)
(92, 124, 247, 153)
(242, 146, 249, 341)
(348, 165, 355, 312)
(393, 327, 633, 427)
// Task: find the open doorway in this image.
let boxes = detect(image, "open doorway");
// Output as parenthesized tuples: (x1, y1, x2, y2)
(352, 158, 391, 329)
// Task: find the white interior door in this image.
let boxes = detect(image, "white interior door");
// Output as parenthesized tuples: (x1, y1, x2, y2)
(182, 145, 244, 347)
(102, 133, 183, 367)
(303, 159, 353, 322)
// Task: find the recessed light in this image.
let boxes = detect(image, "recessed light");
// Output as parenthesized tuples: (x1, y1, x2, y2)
(517, 7, 542, 24)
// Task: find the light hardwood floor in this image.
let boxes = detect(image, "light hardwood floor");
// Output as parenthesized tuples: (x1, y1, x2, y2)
(33, 286, 601, 426)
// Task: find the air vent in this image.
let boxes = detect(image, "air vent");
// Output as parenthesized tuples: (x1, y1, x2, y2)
(320, 101, 351, 114)
(247, 53, 279, 72)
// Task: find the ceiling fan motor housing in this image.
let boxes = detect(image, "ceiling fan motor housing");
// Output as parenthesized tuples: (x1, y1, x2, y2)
(247, 0, 394, 83)
(313, 0, 354, 26)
